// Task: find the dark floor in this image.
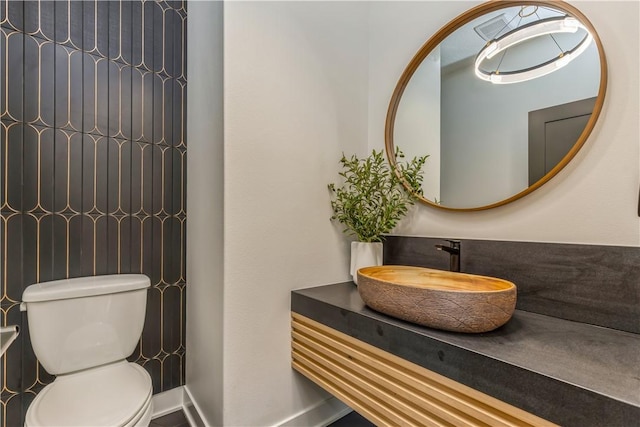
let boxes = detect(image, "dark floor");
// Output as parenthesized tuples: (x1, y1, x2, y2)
(150, 408, 373, 427)
(150, 409, 190, 427)
(329, 411, 375, 426)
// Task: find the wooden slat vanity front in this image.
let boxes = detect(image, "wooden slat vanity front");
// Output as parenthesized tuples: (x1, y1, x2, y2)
(291, 312, 556, 427)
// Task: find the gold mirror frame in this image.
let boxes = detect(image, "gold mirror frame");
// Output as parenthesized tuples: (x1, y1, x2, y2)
(385, 0, 608, 212)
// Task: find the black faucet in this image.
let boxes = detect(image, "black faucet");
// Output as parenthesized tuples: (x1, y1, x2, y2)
(435, 239, 461, 272)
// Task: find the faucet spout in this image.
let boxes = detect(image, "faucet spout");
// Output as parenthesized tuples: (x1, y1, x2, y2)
(435, 240, 461, 272)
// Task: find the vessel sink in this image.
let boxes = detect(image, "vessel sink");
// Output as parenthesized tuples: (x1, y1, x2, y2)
(357, 265, 516, 333)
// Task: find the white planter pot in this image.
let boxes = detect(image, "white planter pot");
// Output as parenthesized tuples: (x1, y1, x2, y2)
(350, 241, 383, 285)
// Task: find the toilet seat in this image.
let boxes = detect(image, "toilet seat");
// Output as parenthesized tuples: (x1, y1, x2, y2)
(25, 361, 153, 427)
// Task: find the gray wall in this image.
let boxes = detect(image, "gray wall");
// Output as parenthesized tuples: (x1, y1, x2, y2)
(185, 1, 224, 425)
(440, 43, 601, 208)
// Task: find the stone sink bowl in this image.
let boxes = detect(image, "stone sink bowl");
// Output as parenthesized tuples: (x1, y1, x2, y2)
(357, 265, 517, 333)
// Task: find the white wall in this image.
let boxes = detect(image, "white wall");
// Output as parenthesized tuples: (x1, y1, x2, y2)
(370, 1, 640, 246)
(187, 1, 639, 425)
(223, 2, 369, 425)
(186, 2, 224, 425)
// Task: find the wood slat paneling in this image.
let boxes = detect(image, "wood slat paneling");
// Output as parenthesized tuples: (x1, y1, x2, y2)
(292, 312, 557, 427)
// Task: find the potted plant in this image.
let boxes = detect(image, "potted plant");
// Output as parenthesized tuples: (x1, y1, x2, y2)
(328, 148, 428, 284)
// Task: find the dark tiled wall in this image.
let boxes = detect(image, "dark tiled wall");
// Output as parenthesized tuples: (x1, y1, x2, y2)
(383, 236, 640, 334)
(1, 1, 187, 424)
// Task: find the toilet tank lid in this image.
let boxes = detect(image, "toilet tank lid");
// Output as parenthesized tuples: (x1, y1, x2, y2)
(22, 274, 151, 303)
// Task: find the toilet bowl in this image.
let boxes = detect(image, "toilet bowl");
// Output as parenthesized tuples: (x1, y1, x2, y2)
(21, 275, 153, 427)
(25, 362, 153, 427)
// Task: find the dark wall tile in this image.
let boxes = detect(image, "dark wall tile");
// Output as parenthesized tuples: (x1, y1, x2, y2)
(21, 214, 38, 289)
(54, 44, 70, 129)
(131, 69, 144, 141)
(142, 73, 154, 143)
(2, 1, 187, 423)
(173, 81, 185, 147)
(163, 148, 173, 214)
(4, 215, 23, 302)
(108, 1, 121, 61)
(95, 58, 109, 135)
(22, 2, 38, 35)
(163, 79, 174, 146)
(172, 149, 184, 215)
(94, 136, 108, 213)
(144, 358, 162, 395)
(69, 1, 83, 50)
(163, 285, 182, 353)
(1, 393, 22, 427)
(108, 61, 122, 137)
(69, 51, 83, 131)
(120, 1, 132, 65)
(120, 66, 133, 140)
(151, 217, 163, 286)
(95, 1, 109, 58)
(80, 215, 95, 276)
(38, 128, 55, 212)
(68, 215, 83, 278)
(0, 29, 9, 121)
(82, 0, 96, 54)
(39, 41, 55, 127)
(54, 129, 70, 213)
(6, 31, 24, 122)
(3, 304, 23, 391)
(53, 1, 69, 45)
(81, 134, 96, 212)
(82, 53, 96, 132)
(131, 1, 143, 67)
(152, 145, 163, 215)
(119, 216, 132, 273)
(4, 1, 22, 31)
(130, 217, 143, 273)
(120, 140, 132, 213)
(68, 133, 83, 211)
(38, 214, 54, 283)
(107, 138, 120, 214)
(143, 286, 162, 358)
(39, 1, 54, 41)
(164, 8, 176, 78)
(152, 2, 163, 74)
(162, 353, 183, 391)
(22, 126, 39, 211)
(3, 122, 23, 210)
(163, 217, 181, 284)
(106, 215, 119, 273)
(152, 74, 163, 144)
(51, 215, 68, 280)
(142, 1, 155, 72)
(131, 142, 143, 213)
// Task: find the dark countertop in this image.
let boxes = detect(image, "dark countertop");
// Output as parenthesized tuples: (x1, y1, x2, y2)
(291, 282, 640, 427)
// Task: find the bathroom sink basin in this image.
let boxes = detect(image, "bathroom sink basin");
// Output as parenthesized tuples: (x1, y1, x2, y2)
(357, 265, 516, 333)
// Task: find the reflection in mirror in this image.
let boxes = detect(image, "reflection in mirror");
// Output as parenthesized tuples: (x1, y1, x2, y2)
(387, 1, 606, 211)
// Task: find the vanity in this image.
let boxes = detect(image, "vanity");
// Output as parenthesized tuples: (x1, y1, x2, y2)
(290, 237, 640, 427)
(291, 282, 640, 427)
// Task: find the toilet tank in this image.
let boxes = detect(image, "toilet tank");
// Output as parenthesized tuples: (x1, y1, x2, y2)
(22, 275, 150, 375)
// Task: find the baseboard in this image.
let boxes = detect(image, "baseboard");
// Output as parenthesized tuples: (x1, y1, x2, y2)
(276, 396, 352, 427)
(183, 386, 209, 427)
(153, 387, 347, 427)
(151, 387, 186, 419)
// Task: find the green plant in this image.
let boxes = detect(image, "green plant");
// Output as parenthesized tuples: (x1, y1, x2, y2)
(328, 148, 428, 242)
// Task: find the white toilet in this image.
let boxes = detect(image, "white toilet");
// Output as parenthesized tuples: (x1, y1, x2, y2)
(21, 274, 153, 427)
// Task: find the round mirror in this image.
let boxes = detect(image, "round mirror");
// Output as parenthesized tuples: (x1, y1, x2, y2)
(386, 1, 607, 211)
